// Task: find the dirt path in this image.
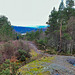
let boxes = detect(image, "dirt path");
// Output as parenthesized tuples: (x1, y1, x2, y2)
(28, 41, 75, 75)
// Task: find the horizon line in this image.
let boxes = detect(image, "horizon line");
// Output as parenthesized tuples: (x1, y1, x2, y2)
(11, 24, 48, 27)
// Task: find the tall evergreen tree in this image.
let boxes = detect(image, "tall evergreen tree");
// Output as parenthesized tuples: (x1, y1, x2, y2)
(59, 0, 65, 11)
(46, 7, 58, 32)
(66, 0, 74, 8)
(46, 7, 59, 47)
(0, 15, 13, 41)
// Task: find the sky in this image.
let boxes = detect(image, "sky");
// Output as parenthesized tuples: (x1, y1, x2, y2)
(0, 0, 66, 27)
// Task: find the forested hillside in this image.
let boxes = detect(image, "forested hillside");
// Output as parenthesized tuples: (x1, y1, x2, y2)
(45, 0, 75, 54)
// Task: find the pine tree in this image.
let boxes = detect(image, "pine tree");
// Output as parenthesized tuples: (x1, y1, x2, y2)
(47, 7, 58, 32)
(0, 15, 13, 41)
(59, 0, 65, 11)
(66, 0, 74, 8)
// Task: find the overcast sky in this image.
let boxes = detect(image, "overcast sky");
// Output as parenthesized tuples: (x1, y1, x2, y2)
(0, 0, 66, 27)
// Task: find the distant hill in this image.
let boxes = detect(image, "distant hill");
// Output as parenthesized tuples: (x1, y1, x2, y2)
(12, 26, 47, 34)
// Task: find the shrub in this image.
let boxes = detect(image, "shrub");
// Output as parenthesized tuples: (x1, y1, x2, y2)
(4, 59, 10, 64)
(18, 49, 27, 55)
(20, 55, 26, 61)
(0, 40, 31, 64)
(10, 56, 17, 62)
(18, 40, 30, 54)
(63, 33, 72, 40)
(0, 54, 3, 64)
(0, 69, 10, 75)
(36, 39, 47, 50)
(17, 49, 26, 61)
(0, 59, 19, 75)
(3, 42, 15, 59)
(11, 62, 19, 75)
(46, 47, 57, 54)
(2, 63, 9, 68)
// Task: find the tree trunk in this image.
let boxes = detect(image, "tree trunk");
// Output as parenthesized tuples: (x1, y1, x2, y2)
(59, 20, 62, 50)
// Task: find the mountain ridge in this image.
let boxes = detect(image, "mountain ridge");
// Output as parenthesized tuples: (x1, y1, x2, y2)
(12, 25, 47, 34)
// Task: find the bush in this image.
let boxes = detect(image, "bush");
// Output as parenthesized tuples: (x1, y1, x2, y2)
(2, 63, 9, 68)
(4, 59, 10, 64)
(18, 49, 27, 55)
(46, 47, 57, 54)
(63, 33, 72, 40)
(0, 59, 19, 75)
(0, 69, 10, 75)
(36, 39, 47, 50)
(18, 40, 30, 53)
(0, 54, 3, 64)
(17, 49, 26, 61)
(20, 55, 26, 61)
(3, 42, 15, 58)
(0, 40, 31, 64)
(11, 62, 19, 75)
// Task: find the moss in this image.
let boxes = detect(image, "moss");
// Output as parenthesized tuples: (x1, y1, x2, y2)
(37, 71, 50, 75)
(17, 56, 55, 75)
(30, 49, 38, 58)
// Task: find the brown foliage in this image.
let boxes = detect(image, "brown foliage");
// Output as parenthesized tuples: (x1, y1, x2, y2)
(0, 40, 31, 64)
(10, 56, 17, 62)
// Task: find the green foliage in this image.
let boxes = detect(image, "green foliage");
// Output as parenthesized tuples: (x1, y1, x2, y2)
(0, 54, 2, 64)
(62, 25, 67, 32)
(0, 15, 10, 28)
(36, 38, 47, 50)
(66, 0, 74, 8)
(46, 0, 75, 54)
(37, 39, 45, 45)
(11, 62, 19, 75)
(46, 7, 59, 32)
(0, 60, 10, 75)
(4, 59, 10, 64)
(0, 59, 20, 75)
(18, 49, 27, 61)
(0, 15, 14, 41)
(59, 0, 65, 11)
(20, 55, 26, 61)
(46, 47, 57, 54)
(0, 69, 10, 75)
(63, 33, 72, 40)
(25, 29, 43, 41)
(18, 49, 27, 55)
(2, 63, 9, 68)
(0, 60, 10, 72)
(66, 50, 71, 55)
